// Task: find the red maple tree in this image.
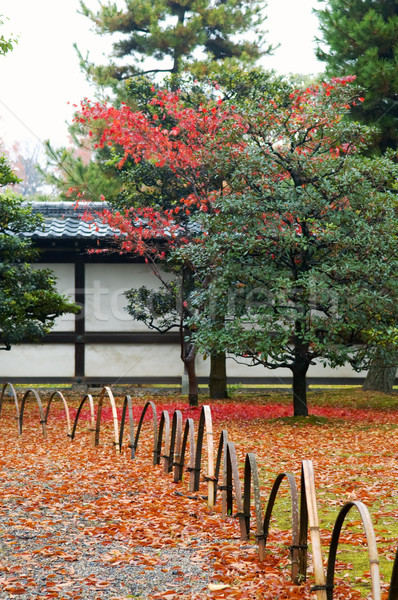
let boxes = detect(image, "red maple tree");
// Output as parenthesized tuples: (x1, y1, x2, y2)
(74, 76, 398, 415)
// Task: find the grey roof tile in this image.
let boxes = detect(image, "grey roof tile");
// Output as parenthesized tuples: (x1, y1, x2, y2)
(22, 201, 119, 239)
(29, 217, 117, 239)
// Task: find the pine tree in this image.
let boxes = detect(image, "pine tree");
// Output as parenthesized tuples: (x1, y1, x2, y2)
(78, 0, 271, 86)
(42, 136, 121, 203)
(316, 1, 398, 391)
(50, 2, 273, 400)
(316, 0, 398, 152)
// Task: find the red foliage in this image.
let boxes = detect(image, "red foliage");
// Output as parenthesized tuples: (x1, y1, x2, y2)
(96, 399, 398, 426)
(74, 77, 363, 261)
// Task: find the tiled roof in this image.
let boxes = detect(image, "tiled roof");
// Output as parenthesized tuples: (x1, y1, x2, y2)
(20, 201, 201, 242)
(22, 201, 118, 239)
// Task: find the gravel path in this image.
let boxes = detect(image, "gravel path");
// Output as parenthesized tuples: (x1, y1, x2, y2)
(0, 506, 213, 599)
(0, 415, 235, 600)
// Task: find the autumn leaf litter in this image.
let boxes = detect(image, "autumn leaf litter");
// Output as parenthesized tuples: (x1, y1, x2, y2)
(0, 394, 397, 599)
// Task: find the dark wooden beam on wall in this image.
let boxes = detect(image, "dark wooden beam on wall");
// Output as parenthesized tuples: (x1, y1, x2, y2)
(41, 331, 180, 344)
(74, 259, 85, 382)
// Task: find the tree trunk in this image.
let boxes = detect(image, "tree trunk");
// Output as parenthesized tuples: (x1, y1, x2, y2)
(291, 363, 309, 417)
(171, 8, 185, 74)
(178, 266, 198, 407)
(291, 321, 310, 416)
(363, 349, 397, 392)
(209, 351, 228, 399)
(183, 343, 198, 407)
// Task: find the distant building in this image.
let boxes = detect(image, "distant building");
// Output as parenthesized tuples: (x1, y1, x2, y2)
(1, 202, 366, 387)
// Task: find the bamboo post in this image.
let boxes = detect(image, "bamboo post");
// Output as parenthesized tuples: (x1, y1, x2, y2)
(202, 406, 215, 508)
(301, 460, 327, 600)
(170, 410, 183, 481)
(244, 453, 266, 560)
(156, 410, 171, 472)
(227, 441, 248, 541)
(214, 430, 229, 515)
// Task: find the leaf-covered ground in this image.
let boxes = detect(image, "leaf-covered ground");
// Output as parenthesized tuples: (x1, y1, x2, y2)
(0, 388, 397, 599)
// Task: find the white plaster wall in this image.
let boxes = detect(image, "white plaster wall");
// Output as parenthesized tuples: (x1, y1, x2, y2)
(195, 354, 365, 380)
(85, 343, 183, 378)
(85, 263, 169, 332)
(225, 359, 365, 380)
(0, 343, 365, 380)
(308, 359, 365, 379)
(35, 263, 75, 332)
(194, 355, 272, 378)
(0, 345, 75, 378)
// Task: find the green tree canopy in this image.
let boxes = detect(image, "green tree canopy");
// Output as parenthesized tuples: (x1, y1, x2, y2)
(0, 15, 17, 57)
(169, 77, 398, 416)
(316, 0, 398, 391)
(0, 156, 79, 351)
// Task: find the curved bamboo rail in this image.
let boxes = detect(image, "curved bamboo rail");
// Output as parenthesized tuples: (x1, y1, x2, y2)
(388, 546, 398, 600)
(263, 472, 300, 582)
(214, 429, 229, 516)
(94, 387, 120, 452)
(0, 381, 19, 427)
(0, 381, 395, 598)
(19, 389, 47, 438)
(156, 410, 171, 472)
(44, 390, 72, 437)
(133, 400, 158, 465)
(326, 501, 381, 600)
(119, 395, 134, 458)
(70, 394, 96, 441)
(195, 405, 215, 507)
(226, 441, 247, 541)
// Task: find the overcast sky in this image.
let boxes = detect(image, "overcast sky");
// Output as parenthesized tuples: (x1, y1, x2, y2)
(0, 0, 324, 151)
